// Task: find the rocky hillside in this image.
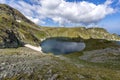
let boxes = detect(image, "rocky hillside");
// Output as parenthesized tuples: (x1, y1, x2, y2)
(0, 4, 120, 48)
(0, 4, 47, 48)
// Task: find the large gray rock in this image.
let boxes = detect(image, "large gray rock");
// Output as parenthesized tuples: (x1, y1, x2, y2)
(0, 29, 23, 48)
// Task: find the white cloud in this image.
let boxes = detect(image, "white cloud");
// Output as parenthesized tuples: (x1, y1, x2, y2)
(26, 16, 45, 24)
(0, 0, 116, 26)
(0, 0, 6, 3)
(40, 0, 61, 9)
(37, 0, 115, 25)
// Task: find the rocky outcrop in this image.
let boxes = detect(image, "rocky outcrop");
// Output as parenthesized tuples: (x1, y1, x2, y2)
(0, 29, 23, 48)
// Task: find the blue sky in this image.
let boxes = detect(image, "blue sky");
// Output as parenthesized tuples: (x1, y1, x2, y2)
(0, 0, 120, 34)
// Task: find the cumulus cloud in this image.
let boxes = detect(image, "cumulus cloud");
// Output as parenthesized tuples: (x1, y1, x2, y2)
(39, 0, 115, 25)
(0, 0, 7, 3)
(0, 0, 116, 26)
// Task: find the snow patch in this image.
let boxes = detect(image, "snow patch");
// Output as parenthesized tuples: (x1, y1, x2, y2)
(16, 20, 21, 23)
(24, 44, 42, 53)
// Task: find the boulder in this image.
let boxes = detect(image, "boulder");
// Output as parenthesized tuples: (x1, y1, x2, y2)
(0, 29, 23, 48)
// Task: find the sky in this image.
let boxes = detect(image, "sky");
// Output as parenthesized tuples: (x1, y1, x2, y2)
(0, 0, 120, 34)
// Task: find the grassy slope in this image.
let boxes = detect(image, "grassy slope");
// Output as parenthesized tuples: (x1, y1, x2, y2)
(42, 27, 120, 41)
(0, 4, 47, 45)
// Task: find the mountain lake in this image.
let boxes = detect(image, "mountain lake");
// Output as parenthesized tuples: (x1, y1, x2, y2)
(40, 38, 85, 55)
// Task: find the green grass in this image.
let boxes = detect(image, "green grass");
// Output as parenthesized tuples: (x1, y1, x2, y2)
(41, 27, 120, 41)
(63, 38, 120, 70)
(65, 52, 120, 69)
(84, 39, 119, 51)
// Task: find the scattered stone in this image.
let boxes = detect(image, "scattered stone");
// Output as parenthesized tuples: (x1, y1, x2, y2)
(77, 74, 85, 79)
(48, 74, 59, 80)
(80, 48, 120, 63)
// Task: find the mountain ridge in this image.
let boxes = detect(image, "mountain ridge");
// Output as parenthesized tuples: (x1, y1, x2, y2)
(0, 4, 120, 48)
(42, 27, 120, 40)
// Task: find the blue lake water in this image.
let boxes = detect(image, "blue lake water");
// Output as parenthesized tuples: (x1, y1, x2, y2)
(40, 38, 85, 55)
